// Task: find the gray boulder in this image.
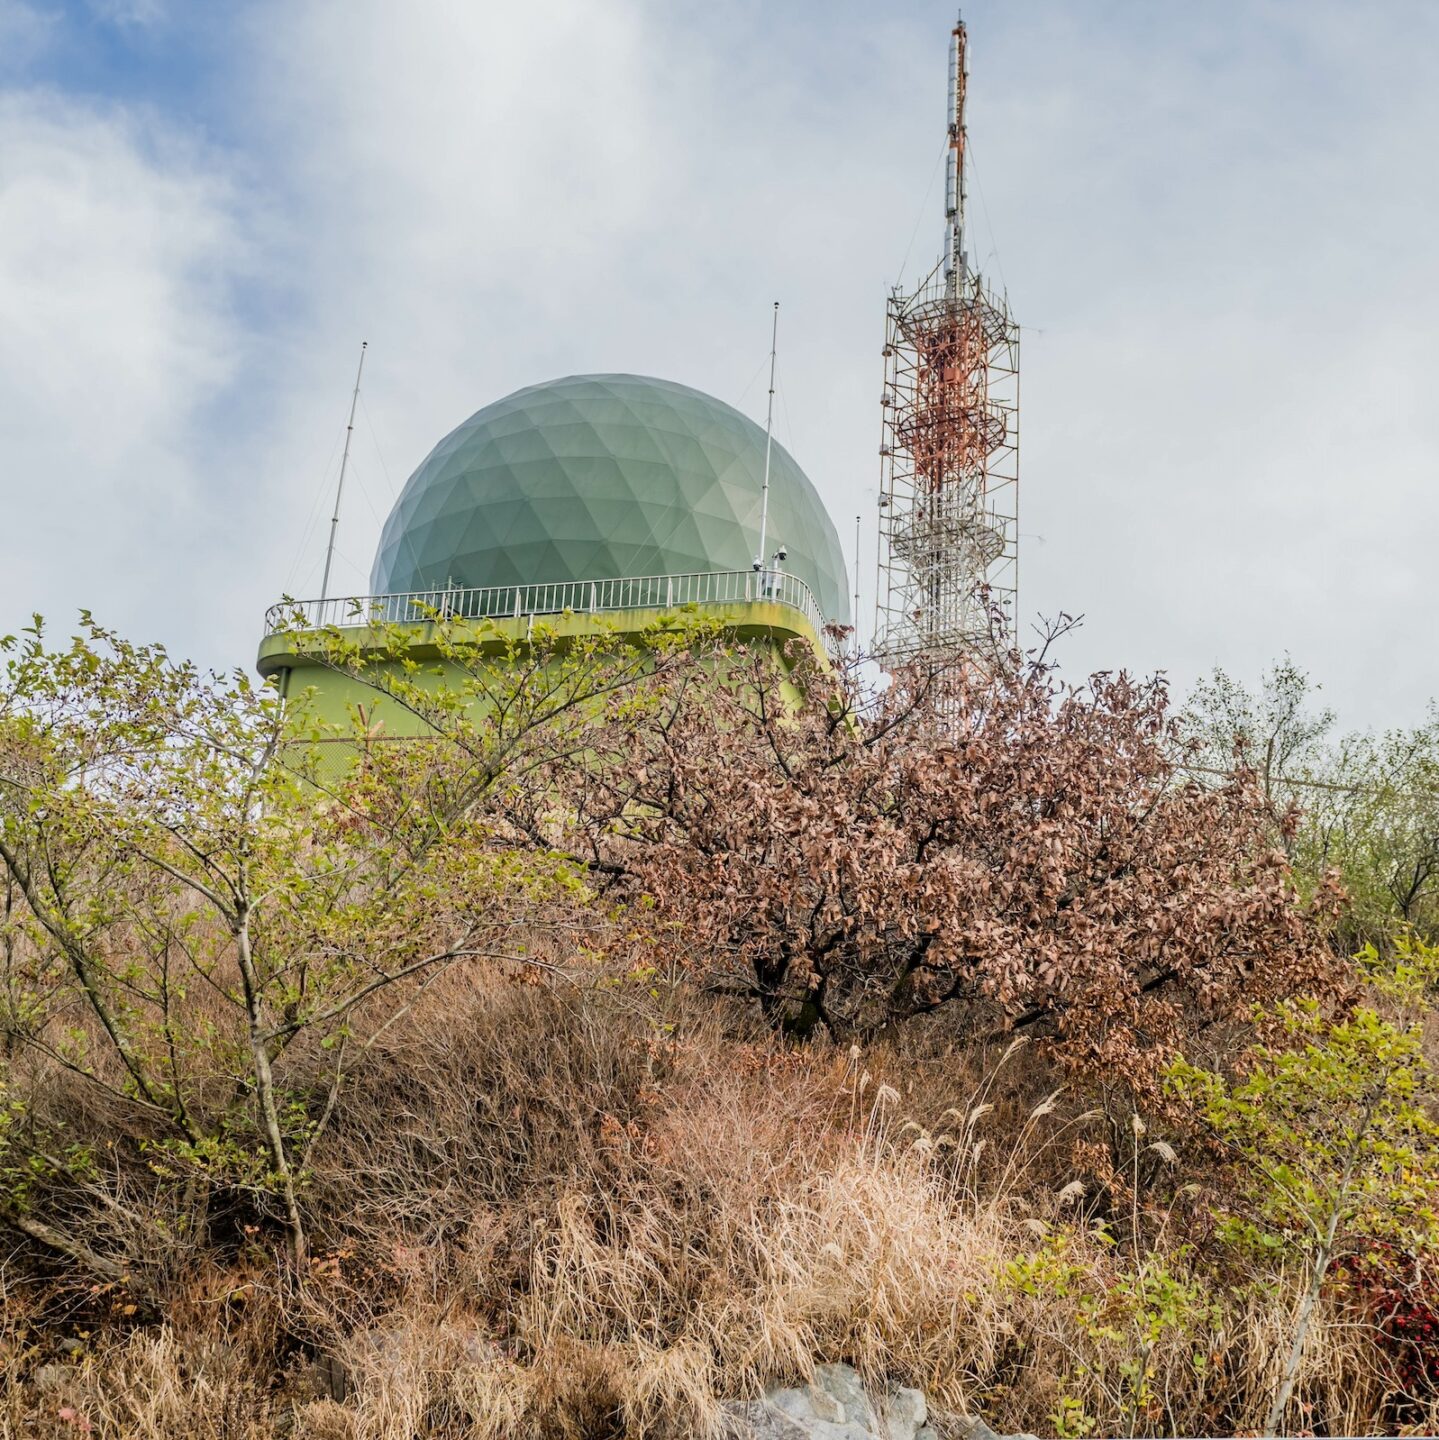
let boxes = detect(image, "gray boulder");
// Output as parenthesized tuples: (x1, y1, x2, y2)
(724, 1363, 1000, 1440)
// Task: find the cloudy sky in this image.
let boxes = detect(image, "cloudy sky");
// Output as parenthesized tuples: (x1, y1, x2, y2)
(2, 0, 1436, 729)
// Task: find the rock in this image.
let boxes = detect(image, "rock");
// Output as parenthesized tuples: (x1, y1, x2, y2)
(724, 1367, 1029, 1440)
(769, 1382, 847, 1427)
(948, 1418, 1000, 1440)
(814, 1363, 874, 1426)
(723, 1398, 813, 1440)
(724, 1365, 909, 1440)
(764, 1363, 875, 1440)
(945, 1413, 1039, 1440)
(32, 1362, 78, 1393)
(878, 1384, 926, 1440)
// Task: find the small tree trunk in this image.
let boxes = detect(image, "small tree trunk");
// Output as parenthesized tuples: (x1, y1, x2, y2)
(234, 907, 307, 1269)
(4, 1210, 132, 1287)
(1264, 1224, 1336, 1435)
(1265, 1100, 1376, 1437)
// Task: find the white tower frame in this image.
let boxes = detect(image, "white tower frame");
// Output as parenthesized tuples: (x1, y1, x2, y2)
(874, 16, 1019, 664)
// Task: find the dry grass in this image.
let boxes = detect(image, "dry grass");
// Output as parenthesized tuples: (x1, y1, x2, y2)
(0, 967, 1414, 1437)
(0, 1327, 275, 1439)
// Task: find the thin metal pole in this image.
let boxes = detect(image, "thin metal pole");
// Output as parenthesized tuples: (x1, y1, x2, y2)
(756, 302, 779, 569)
(853, 513, 862, 647)
(945, 16, 968, 295)
(320, 340, 368, 603)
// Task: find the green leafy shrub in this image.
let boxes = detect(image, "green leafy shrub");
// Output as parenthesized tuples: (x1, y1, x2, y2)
(1169, 936, 1439, 1433)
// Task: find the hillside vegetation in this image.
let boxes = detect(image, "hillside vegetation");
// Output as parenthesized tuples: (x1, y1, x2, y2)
(1, 616, 1437, 1439)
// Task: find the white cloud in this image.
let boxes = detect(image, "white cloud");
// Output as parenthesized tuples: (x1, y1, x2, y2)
(974, 2, 1439, 725)
(233, 0, 933, 604)
(4, 0, 1437, 729)
(0, 92, 248, 646)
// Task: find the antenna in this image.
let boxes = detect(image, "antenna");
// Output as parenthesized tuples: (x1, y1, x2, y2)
(944, 14, 969, 295)
(873, 13, 1019, 668)
(853, 513, 862, 645)
(320, 340, 368, 603)
(755, 302, 779, 571)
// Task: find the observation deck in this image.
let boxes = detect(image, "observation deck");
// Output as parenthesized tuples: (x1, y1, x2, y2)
(257, 568, 832, 706)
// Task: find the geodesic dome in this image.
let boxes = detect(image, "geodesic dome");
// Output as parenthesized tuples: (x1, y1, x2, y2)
(369, 373, 850, 626)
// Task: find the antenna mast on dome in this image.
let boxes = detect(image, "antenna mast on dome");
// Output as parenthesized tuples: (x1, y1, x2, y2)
(873, 13, 1019, 666)
(754, 302, 780, 576)
(320, 340, 368, 604)
(853, 512, 863, 651)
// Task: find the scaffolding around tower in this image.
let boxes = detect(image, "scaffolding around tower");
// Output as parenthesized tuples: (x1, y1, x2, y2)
(874, 15, 1019, 665)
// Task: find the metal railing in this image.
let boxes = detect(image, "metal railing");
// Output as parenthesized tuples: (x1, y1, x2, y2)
(263, 569, 827, 640)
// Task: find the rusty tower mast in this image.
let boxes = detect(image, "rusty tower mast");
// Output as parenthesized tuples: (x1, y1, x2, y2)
(874, 14, 1019, 664)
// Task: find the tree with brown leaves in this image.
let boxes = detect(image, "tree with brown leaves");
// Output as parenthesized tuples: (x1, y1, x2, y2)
(554, 631, 1343, 1098)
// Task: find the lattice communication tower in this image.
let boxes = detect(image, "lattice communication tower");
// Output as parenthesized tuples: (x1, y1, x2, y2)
(874, 15, 1019, 664)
